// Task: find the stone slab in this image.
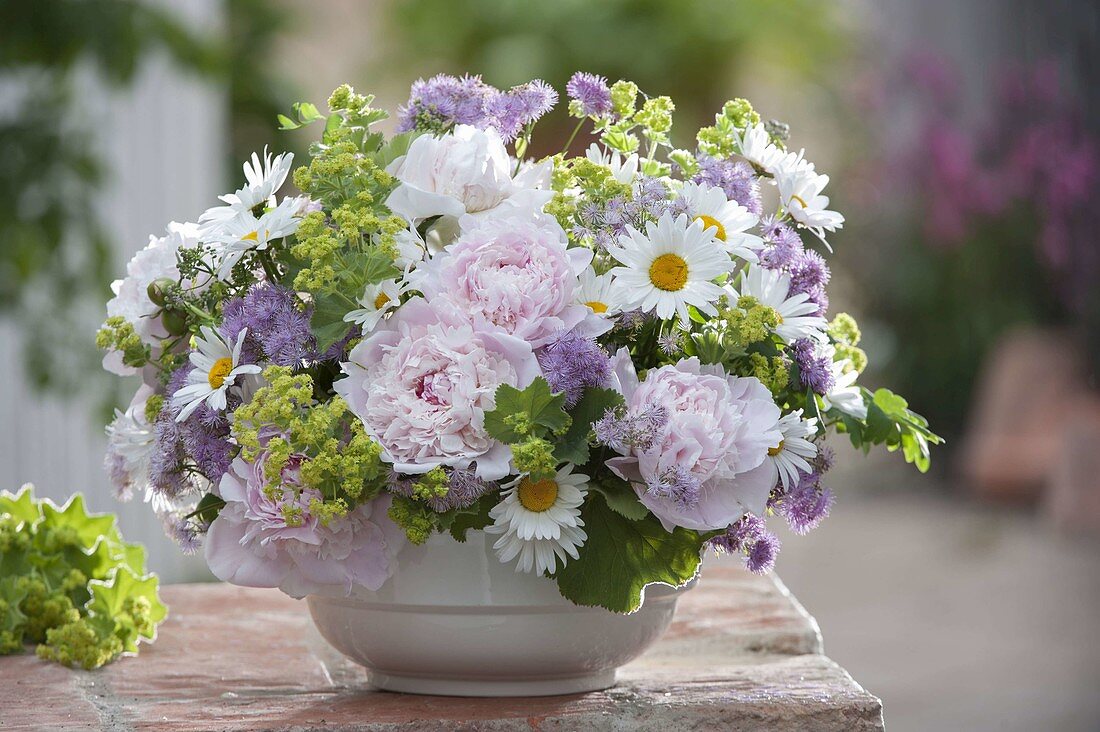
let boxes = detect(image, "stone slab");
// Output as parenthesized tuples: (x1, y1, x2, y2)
(0, 564, 882, 731)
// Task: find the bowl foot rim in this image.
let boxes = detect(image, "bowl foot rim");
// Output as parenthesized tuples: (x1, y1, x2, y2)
(366, 669, 617, 697)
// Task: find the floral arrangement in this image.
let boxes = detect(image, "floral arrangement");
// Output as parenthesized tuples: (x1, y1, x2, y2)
(0, 485, 165, 669)
(97, 73, 938, 612)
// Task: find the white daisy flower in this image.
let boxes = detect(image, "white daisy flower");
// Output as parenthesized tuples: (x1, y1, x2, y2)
(607, 213, 733, 324)
(585, 143, 639, 185)
(344, 278, 408, 332)
(200, 147, 294, 225)
(203, 197, 300, 279)
(775, 168, 844, 243)
(677, 181, 762, 261)
(821, 346, 867, 419)
(728, 264, 827, 343)
(575, 267, 623, 317)
(735, 123, 791, 175)
(172, 327, 262, 422)
(485, 464, 589, 575)
(766, 409, 818, 490)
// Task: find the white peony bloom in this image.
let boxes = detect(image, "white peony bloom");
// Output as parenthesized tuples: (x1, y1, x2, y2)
(102, 221, 202, 376)
(384, 125, 553, 241)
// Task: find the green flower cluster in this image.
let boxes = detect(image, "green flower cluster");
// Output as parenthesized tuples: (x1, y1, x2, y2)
(696, 98, 760, 158)
(231, 366, 388, 520)
(0, 486, 166, 670)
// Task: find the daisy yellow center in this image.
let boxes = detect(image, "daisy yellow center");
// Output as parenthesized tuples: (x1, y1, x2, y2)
(586, 300, 608, 313)
(694, 214, 727, 242)
(241, 230, 260, 242)
(517, 477, 559, 513)
(789, 194, 808, 210)
(768, 440, 786, 457)
(374, 292, 391, 310)
(648, 253, 689, 292)
(208, 357, 234, 390)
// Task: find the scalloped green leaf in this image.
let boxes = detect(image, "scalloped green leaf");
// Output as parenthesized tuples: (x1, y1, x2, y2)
(40, 495, 116, 550)
(554, 491, 705, 613)
(0, 485, 41, 527)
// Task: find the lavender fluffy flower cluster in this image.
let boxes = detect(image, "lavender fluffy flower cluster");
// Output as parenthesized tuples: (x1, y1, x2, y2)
(791, 338, 835, 395)
(708, 515, 781, 574)
(536, 330, 612, 407)
(757, 216, 831, 316)
(397, 74, 557, 142)
(221, 284, 316, 367)
(693, 155, 762, 214)
(593, 402, 669, 453)
(566, 72, 613, 118)
(574, 176, 671, 250)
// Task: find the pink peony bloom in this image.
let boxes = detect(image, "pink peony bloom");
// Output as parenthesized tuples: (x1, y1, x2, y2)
(411, 212, 599, 348)
(204, 453, 405, 598)
(606, 350, 782, 532)
(334, 297, 541, 480)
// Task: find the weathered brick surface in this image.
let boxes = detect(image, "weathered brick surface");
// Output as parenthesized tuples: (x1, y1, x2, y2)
(0, 564, 883, 731)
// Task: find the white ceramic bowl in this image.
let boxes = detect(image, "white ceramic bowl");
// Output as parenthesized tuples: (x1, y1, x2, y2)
(307, 530, 691, 696)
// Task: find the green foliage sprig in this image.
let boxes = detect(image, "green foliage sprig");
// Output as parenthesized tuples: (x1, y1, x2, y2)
(0, 486, 166, 669)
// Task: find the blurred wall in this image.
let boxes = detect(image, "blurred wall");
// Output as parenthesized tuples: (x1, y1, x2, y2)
(0, 0, 225, 582)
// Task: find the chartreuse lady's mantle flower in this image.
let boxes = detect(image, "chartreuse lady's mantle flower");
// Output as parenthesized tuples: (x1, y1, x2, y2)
(172, 327, 260, 422)
(485, 464, 589, 575)
(607, 213, 733, 324)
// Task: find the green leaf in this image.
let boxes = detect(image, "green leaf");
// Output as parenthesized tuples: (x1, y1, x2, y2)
(310, 292, 355, 355)
(86, 567, 167, 652)
(484, 377, 570, 444)
(447, 495, 496, 542)
(555, 388, 623, 465)
(872, 388, 910, 418)
(590, 475, 649, 521)
(0, 485, 41, 526)
(40, 495, 116, 550)
(373, 131, 418, 168)
(276, 113, 300, 131)
(0, 577, 28, 635)
(186, 492, 226, 526)
(554, 492, 705, 613)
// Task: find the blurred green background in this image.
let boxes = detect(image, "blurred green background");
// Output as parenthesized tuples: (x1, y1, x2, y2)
(1, 1, 1098, 729)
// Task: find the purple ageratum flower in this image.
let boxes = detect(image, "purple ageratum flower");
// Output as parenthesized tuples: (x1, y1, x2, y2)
(745, 530, 781, 573)
(397, 74, 556, 143)
(791, 338, 836, 395)
(593, 402, 669, 453)
(694, 155, 762, 214)
(707, 514, 780, 574)
(657, 331, 682, 355)
(179, 402, 234, 483)
(221, 284, 316, 367)
(536, 330, 612, 407)
(510, 79, 558, 124)
(759, 221, 805, 271)
(397, 73, 497, 132)
(149, 412, 191, 501)
(566, 72, 612, 118)
(647, 465, 702, 510)
(163, 512, 202, 555)
(780, 472, 834, 535)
